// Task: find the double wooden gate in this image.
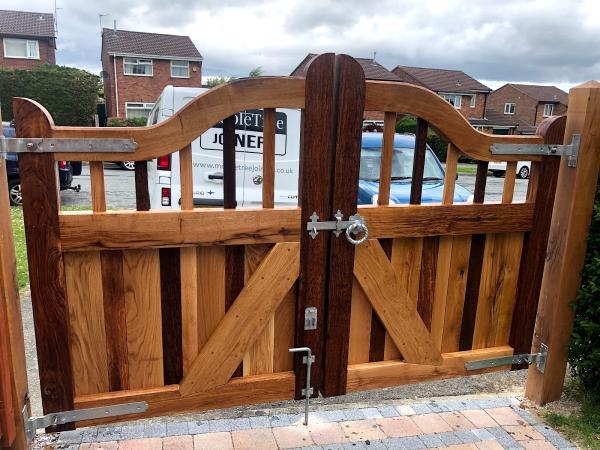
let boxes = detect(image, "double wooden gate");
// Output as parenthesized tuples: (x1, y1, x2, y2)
(2, 54, 600, 443)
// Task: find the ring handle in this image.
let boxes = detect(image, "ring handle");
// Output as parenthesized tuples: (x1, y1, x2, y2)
(345, 221, 368, 245)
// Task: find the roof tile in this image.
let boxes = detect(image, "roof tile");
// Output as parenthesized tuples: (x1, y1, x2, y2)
(102, 28, 201, 59)
(392, 66, 491, 93)
(508, 84, 568, 105)
(291, 53, 403, 81)
(0, 9, 55, 38)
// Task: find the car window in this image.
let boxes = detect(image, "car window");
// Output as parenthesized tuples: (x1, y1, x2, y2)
(359, 147, 443, 181)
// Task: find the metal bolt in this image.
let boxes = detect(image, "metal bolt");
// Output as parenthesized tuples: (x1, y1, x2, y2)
(26, 142, 34, 150)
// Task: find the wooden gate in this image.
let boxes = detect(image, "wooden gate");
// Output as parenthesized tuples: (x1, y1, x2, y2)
(7, 54, 600, 434)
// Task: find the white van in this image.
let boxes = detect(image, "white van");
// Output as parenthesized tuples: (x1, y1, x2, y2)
(147, 85, 301, 209)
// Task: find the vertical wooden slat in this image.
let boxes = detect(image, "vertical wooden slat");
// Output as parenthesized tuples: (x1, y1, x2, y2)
(368, 238, 392, 362)
(377, 112, 397, 205)
(100, 251, 129, 391)
(502, 162, 517, 203)
(322, 54, 366, 397)
(273, 284, 296, 372)
(179, 144, 194, 211)
(442, 144, 459, 205)
(159, 248, 183, 384)
(196, 247, 226, 349)
(296, 53, 336, 398)
(263, 108, 276, 208)
(89, 161, 106, 212)
(64, 252, 109, 395)
(180, 247, 198, 374)
(134, 160, 150, 211)
(410, 118, 429, 204)
(418, 236, 438, 331)
(348, 280, 372, 364)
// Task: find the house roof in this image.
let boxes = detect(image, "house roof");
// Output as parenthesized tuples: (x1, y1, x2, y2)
(392, 66, 492, 93)
(506, 83, 568, 105)
(291, 54, 404, 82)
(469, 109, 537, 133)
(0, 9, 55, 38)
(101, 28, 202, 60)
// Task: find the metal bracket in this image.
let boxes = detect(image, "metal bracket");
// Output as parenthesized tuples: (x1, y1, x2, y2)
(0, 138, 138, 153)
(490, 134, 581, 168)
(22, 401, 148, 443)
(465, 343, 548, 373)
(289, 347, 314, 426)
(307, 210, 366, 239)
(304, 307, 318, 330)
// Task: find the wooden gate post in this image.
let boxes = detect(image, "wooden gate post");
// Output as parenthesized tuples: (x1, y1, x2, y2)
(525, 80, 600, 405)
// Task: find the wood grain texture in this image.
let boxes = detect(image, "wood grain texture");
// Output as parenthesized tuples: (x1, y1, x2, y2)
(322, 54, 366, 397)
(410, 118, 428, 205)
(196, 247, 226, 350)
(273, 284, 296, 373)
(179, 144, 194, 211)
(159, 248, 183, 384)
(354, 240, 443, 365)
(502, 162, 517, 204)
(122, 249, 164, 389)
(89, 161, 106, 212)
(348, 280, 372, 364)
(100, 251, 129, 391)
(442, 144, 459, 205)
(180, 247, 198, 374)
(134, 161, 150, 211)
(262, 108, 276, 208)
(377, 112, 397, 205)
(180, 243, 300, 396)
(418, 237, 438, 331)
(59, 202, 535, 252)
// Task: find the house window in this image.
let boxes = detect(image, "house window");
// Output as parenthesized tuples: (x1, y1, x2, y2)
(440, 94, 461, 109)
(504, 103, 516, 115)
(543, 103, 554, 117)
(470, 95, 476, 108)
(123, 58, 153, 76)
(3, 38, 39, 59)
(171, 60, 190, 78)
(125, 102, 155, 119)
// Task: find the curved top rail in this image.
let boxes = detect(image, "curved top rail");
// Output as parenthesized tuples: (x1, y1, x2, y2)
(13, 77, 305, 161)
(365, 81, 545, 161)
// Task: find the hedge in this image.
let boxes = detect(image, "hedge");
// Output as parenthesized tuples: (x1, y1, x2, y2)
(395, 115, 448, 161)
(0, 65, 99, 126)
(107, 117, 147, 127)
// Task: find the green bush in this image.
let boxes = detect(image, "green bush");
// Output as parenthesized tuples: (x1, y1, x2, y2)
(107, 116, 147, 127)
(395, 115, 448, 162)
(569, 178, 600, 394)
(0, 65, 99, 126)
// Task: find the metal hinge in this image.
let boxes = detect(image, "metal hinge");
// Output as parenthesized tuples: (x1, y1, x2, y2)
(465, 343, 548, 373)
(0, 138, 138, 153)
(23, 401, 148, 443)
(490, 134, 580, 168)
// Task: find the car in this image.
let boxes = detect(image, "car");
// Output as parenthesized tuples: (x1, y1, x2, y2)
(488, 160, 530, 179)
(2, 123, 82, 206)
(357, 133, 472, 204)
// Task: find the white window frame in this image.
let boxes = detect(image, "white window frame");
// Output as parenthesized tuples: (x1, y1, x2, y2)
(3, 38, 40, 59)
(543, 103, 554, 117)
(440, 94, 461, 109)
(170, 60, 190, 78)
(504, 103, 516, 115)
(125, 102, 155, 119)
(123, 58, 153, 76)
(470, 95, 476, 108)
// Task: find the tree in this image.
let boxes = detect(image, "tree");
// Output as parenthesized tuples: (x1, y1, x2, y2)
(205, 76, 234, 88)
(249, 66, 263, 77)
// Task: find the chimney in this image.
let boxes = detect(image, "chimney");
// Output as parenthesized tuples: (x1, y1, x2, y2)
(113, 20, 117, 34)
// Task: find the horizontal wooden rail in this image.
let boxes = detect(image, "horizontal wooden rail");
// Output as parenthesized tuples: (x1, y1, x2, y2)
(59, 202, 534, 252)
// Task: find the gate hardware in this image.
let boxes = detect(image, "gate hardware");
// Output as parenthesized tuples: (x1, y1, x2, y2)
(490, 134, 580, 168)
(307, 210, 368, 245)
(289, 347, 315, 425)
(22, 401, 148, 443)
(465, 343, 548, 373)
(0, 138, 138, 153)
(304, 307, 318, 330)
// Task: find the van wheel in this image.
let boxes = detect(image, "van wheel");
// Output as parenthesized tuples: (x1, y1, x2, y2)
(8, 178, 22, 206)
(491, 170, 504, 178)
(120, 161, 136, 171)
(518, 166, 530, 179)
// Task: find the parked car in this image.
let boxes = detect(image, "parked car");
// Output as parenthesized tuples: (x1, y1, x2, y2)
(488, 161, 530, 179)
(2, 123, 82, 206)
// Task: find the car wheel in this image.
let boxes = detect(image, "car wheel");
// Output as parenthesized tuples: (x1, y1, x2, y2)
(518, 166, 530, 179)
(120, 161, 136, 171)
(8, 178, 22, 206)
(491, 170, 505, 178)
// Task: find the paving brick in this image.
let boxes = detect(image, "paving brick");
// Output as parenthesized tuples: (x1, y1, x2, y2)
(427, 401, 451, 413)
(461, 409, 498, 428)
(458, 400, 481, 410)
(485, 407, 525, 426)
(383, 436, 426, 449)
(520, 440, 558, 449)
(342, 409, 366, 421)
(119, 425, 144, 441)
(419, 433, 445, 448)
(395, 405, 416, 416)
(271, 413, 303, 427)
(80, 443, 119, 450)
(471, 428, 496, 441)
(361, 439, 388, 449)
(249, 415, 271, 429)
(308, 422, 347, 445)
(411, 413, 453, 434)
(376, 417, 421, 438)
(475, 441, 504, 450)
(360, 407, 383, 419)
(503, 424, 545, 441)
(118, 437, 162, 450)
(273, 424, 314, 448)
(143, 421, 166, 438)
(440, 411, 476, 431)
(209, 418, 235, 432)
(165, 421, 189, 436)
(187, 420, 210, 434)
(475, 399, 511, 409)
(410, 403, 433, 415)
(323, 410, 347, 422)
(162, 434, 193, 450)
(230, 417, 251, 431)
(533, 423, 573, 448)
(455, 430, 480, 444)
(485, 426, 521, 449)
(443, 400, 466, 412)
(55, 444, 80, 450)
(95, 426, 122, 442)
(56, 429, 83, 444)
(81, 427, 100, 443)
(437, 431, 463, 446)
(512, 408, 539, 425)
(444, 445, 479, 449)
(378, 406, 400, 418)
(194, 431, 234, 450)
(339, 419, 385, 442)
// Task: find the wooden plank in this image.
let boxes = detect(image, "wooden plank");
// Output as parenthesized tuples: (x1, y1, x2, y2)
(410, 118, 428, 204)
(179, 144, 194, 211)
(100, 251, 129, 391)
(180, 247, 198, 374)
(377, 112, 397, 205)
(262, 108, 276, 208)
(243, 244, 275, 376)
(122, 250, 164, 389)
(347, 346, 513, 392)
(472, 233, 524, 349)
(273, 285, 296, 373)
(180, 243, 300, 395)
(89, 161, 106, 212)
(348, 280, 372, 364)
(159, 248, 183, 384)
(354, 240, 443, 365)
(502, 162, 517, 204)
(418, 237, 438, 331)
(431, 236, 453, 350)
(134, 161, 150, 211)
(64, 252, 109, 396)
(442, 144, 459, 205)
(59, 202, 535, 252)
(296, 53, 336, 398)
(196, 247, 226, 349)
(322, 54, 366, 397)
(526, 82, 600, 405)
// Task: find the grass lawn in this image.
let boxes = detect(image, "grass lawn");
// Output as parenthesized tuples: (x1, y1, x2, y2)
(457, 165, 477, 174)
(9, 207, 28, 289)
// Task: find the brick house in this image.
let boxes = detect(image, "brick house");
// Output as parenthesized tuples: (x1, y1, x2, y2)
(484, 84, 568, 134)
(101, 28, 202, 119)
(392, 66, 492, 126)
(291, 53, 404, 129)
(0, 9, 56, 69)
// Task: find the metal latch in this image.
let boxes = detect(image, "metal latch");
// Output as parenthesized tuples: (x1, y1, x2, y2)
(23, 401, 148, 443)
(307, 210, 368, 245)
(289, 347, 315, 425)
(304, 307, 318, 330)
(0, 138, 138, 153)
(490, 134, 581, 168)
(465, 343, 548, 373)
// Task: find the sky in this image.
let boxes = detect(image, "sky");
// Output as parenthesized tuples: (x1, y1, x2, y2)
(11, 0, 600, 92)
